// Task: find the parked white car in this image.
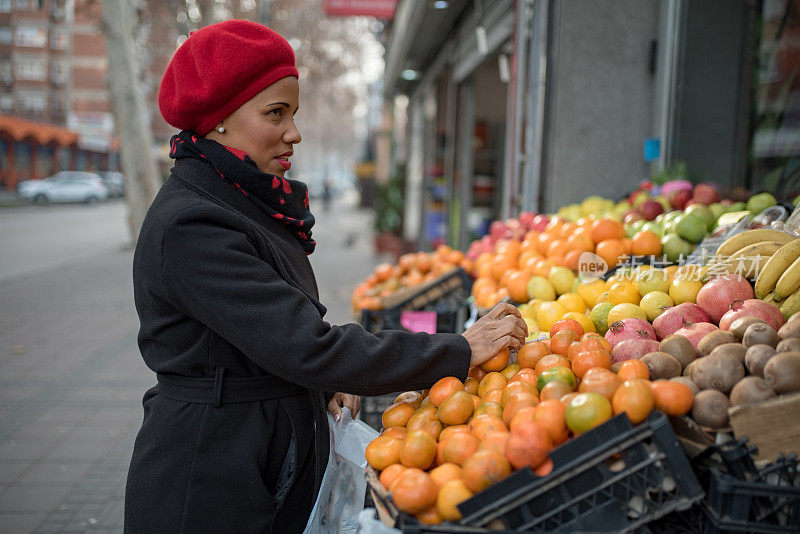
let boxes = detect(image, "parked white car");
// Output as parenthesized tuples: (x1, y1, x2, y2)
(17, 172, 109, 204)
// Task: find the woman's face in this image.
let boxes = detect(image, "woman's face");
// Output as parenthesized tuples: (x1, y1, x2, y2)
(206, 76, 301, 176)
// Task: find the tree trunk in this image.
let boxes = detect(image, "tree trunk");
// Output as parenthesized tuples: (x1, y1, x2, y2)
(102, 0, 161, 244)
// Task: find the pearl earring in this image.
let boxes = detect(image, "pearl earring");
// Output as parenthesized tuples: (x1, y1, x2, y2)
(217, 125, 225, 133)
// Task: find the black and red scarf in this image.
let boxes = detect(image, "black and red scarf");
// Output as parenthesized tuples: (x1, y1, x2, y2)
(169, 130, 316, 254)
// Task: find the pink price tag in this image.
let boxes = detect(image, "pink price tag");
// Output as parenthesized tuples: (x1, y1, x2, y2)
(399, 311, 438, 334)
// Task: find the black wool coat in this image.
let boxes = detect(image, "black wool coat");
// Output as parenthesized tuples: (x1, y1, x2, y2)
(124, 157, 472, 534)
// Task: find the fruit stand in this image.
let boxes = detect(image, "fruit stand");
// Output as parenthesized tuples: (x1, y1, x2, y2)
(356, 180, 800, 532)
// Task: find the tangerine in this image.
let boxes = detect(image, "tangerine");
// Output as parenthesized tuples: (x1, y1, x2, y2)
(508, 368, 538, 386)
(429, 377, 465, 407)
(478, 431, 510, 456)
(539, 379, 573, 401)
(441, 432, 480, 466)
(565, 392, 613, 434)
(382, 426, 407, 440)
(468, 414, 508, 441)
(617, 359, 650, 381)
(366, 436, 403, 470)
(473, 401, 504, 419)
(406, 414, 443, 441)
(517, 341, 550, 369)
(650, 380, 694, 416)
(537, 366, 577, 392)
(581, 332, 612, 353)
(505, 421, 552, 470)
(429, 463, 462, 490)
(464, 377, 480, 395)
(382, 402, 416, 428)
(392, 468, 438, 515)
(506, 270, 533, 303)
(595, 239, 628, 268)
(571, 348, 612, 379)
(481, 347, 510, 372)
(394, 391, 424, 410)
(550, 318, 585, 338)
(478, 372, 508, 397)
(416, 506, 442, 525)
(579, 367, 622, 400)
(534, 354, 572, 375)
(631, 230, 662, 257)
(533, 399, 569, 444)
(500, 362, 521, 381)
(502, 393, 540, 426)
(436, 479, 474, 522)
(379, 463, 407, 489)
(500, 382, 538, 408)
(399, 430, 437, 469)
(461, 450, 512, 493)
(612, 379, 655, 424)
(550, 330, 581, 357)
(590, 218, 625, 243)
(439, 425, 471, 442)
(438, 391, 475, 426)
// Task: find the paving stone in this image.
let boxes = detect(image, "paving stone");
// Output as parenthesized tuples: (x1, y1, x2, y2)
(0, 485, 73, 512)
(0, 512, 46, 533)
(0, 462, 32, 484)
(17, 462, 93, 486)
(0, 442, 55, 461)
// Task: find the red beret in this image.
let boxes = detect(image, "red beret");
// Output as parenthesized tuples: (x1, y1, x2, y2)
(159, 20, 299, 136)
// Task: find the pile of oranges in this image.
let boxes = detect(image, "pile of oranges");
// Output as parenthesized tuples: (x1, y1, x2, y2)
(352, 245, 474, 313)
(470, 216, 663, 310)
(365, 319, 694, 525)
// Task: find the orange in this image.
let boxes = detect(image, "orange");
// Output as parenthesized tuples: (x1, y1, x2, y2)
(508, 405, 538, 430)
(565, 392, 613, 434)
(366, 436, 403, 470)
(550, 330, 581, 357)
(406, 414, 443, 440)
(495, 239, 521, 258)
(438, 391, 475, 426)
(429, 377, 465, 407)
(579, 367, 622, 400)
(482, 388, 504, 404)
(533, 399, 569, 444)
(605, 281, 640, 305)
(441, 432, 480, 466)
(631, 230, 662, 257)
(539, 380, 573, 401)
(532, 259, 555, 278)
(550, 318, 585, 338)
(416, 253, 432, 274)
(481, 347, 510, 372)
(478, 372, 508, 397)
(400, 430, 437, 469)
(382, 402, 416, 428)
(375, 263, 395, 282)
(617, 359, 650, 381)
(612, 379, 655, 424)
(534, 458, 554, 477)
(436, 479, 474, 521)
(429, 463, 462, 490)
(416, 506, 442, 525)
(501, 362, 521, 381)
(517, 341, 550, 369)
(572, 349, 612, 379)
(461, 450, 512, 493)
(508, 368, 538, 387)
(464, 377, 480, 395)
(468, 366, 487, 381)
(502, 393, 540, 426)
(566, 233, 594, 253)
(468, 414, 508, 441)
(560, 392, 579, 409)
(439, 425, 470, 443)
(622, 238, 633, 256)
(581, 332, 612, 353)
(382, 426, 407, 440)
(534, 354, 571, 375)
(537, 366, 577, 392)
(473, 401, 504, 419)
(566, 341, 585, 363)
(650, 380, 694, 416)
(478, 430, 510, 456)
(595, 239, 628, 268)
(394, 391, 424, 410)
(590, 218, 625, 244)
(379, 463, 407, 490)
(505, 421, 553, 470)
(557, 293, 587, 314)
(563, 249, 583, 271)
(490, 254, 517, 281)
(500, 382, 539, 408)
(546, 239, 568, 259)
(392, 468, 438, 515)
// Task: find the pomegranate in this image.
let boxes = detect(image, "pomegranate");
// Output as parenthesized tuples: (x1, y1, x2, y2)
(674, 322, 719, 352)
(611, 338, 661, 364)
(719, 299, 786, 332)
(652, 303, 711, 339)
(605, 318, 657, 348)
(696, 275, 755, 325)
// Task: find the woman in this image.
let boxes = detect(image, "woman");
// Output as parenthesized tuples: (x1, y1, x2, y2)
(125, 20, 527, 534)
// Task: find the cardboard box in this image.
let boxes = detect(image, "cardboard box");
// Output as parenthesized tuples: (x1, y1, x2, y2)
(729, 392, 800, 462)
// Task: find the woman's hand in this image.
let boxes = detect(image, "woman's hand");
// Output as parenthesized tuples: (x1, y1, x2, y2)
(462, 303, 528, 368)
(327, 392, 361, 421)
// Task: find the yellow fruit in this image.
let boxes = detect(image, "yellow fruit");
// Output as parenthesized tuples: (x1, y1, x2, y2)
(548, 266, 576, 296)
(605, 281, 640, 305)
(639, 291, 674, 322)
(635, 268, 669, 296)
(562, 311, 596, 333)
(557, 293, 586, 314)
(517, 303, 536, 319)
(576, 279, 606, 308)
(590, 302, 615, 335)
(527, 276, 557, 301)
(523, 317, 539, 334)
(606, 303, 647, 324)
(537, 301, 568, 332)
(669, 278, 703, 304)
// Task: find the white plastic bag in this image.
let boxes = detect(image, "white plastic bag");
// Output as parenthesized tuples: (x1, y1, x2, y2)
(304, 407, 379, 534)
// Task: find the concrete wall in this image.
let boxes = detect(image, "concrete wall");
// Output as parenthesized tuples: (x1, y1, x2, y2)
(541, 0, 659, 211)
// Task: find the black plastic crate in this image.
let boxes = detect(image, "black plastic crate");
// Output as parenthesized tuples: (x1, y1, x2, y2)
(456, 411, 703, 532)
(361, 306, 465, 335)
(385, 268, 472, 311)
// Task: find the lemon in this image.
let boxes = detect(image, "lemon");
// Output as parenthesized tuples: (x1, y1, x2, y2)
(557, 293, 587, 314)
(590, 302, 616, 335)
(548, 266, 576, 296)
(576, 279, 606, 308)
(517, 303, 536, 319)
(523, 317, 540, 335)
(605, 281, 641, 305)
(607, 303, 647, 324)
(639, 291, 674, 321)
(527, 276, 556, 301)
(563, 311, 596, 333)
(669, 278, 703, 304)
(636, 268, 669, 296)
(537, 301, 568, 332)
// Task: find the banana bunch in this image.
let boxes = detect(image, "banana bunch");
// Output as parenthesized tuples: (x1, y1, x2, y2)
(746, 236, 800, 319)
(713, 229, 796, 279)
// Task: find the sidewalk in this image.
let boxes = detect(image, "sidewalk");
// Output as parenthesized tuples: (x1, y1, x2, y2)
(0, 191, 381, 533)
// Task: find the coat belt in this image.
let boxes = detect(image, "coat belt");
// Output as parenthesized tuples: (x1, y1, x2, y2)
(156, 367, 305, 406)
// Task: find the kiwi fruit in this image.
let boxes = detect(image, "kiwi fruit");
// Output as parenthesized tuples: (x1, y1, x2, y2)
(778, 321, 800, 340)
(776, 338, 800, 353)
(698, 330, 737, 356)
(729, 376, 776, 406)
(640, 352, 682, 380)
(729, 317, 767, 341)
(660, 334, 697, 370)
(709, 343, 747, 363)
(742, 323, 779, 348)
(670, 376, 701, 396)
(609, 361, 623, 374)
(692, 353, 745, 394)
(745, 344, 777, 378)
(684, 359, 698, 379)
(763, 352, 800, 394)
(692, 390, 730, 429)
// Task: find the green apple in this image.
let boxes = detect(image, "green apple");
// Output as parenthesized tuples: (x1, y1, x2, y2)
(662, 233, 693, 263)
(654, 195, 671, 213)
(731, 201, 746, 211)
(684, 204, 715, 231)
(625, 220, 645, 238)
(655, 213, 666, 224)
(709, 203, 727, 220)
(664, 210, 683, 222)
(676, 214, 707, 243)
(747, 192, 777, 215)
(794, 195, 800, 207)
(641, 222, 664, 237)
(631, 191, 649, 208)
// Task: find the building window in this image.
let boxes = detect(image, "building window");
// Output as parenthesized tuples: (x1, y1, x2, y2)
(0, 61, 11, 83)
(50, 27, 68, 50)
(15, 25, 48, 47)
(0, 94, 13, 112)
(17, 90, 46, 113)
(0, 27, 12, 44)
(15, 58, 47, 80)
(0, 0, 11, 12)
(50, 60, 67, 85)
(15, 0, 31, 10)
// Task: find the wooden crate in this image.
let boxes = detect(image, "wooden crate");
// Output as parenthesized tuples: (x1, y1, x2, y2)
(729, 392, 800, 462)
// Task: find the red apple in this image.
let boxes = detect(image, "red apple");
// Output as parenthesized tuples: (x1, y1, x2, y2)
(530, 214, 550, 232)
(639, 200, 664, 221)
(489, 220, 508, 240)
(623, 210, 644, 224)
(692, 184, 721, 205)
(518, 211, 536, 230)
(671, 189, 692, 210)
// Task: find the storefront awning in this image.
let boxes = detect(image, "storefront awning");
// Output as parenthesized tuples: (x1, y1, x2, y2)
(0, 115, 80, 147)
